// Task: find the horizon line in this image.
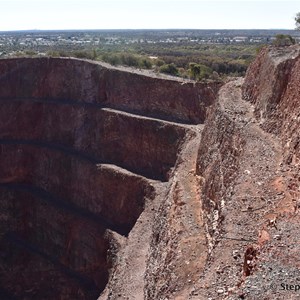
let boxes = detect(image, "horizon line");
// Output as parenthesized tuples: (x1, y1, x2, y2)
(0, 28, 297, 32)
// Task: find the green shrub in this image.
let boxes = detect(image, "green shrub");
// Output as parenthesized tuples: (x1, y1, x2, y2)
(46, 50, 69, 57)
(154, 58, 165, 67)
(120, 53, 140, 67)
(139, 58, 153, 69)
(255, 44, 266, 54)
(295, 12, 300, 30)
(100, 52, 153, 69)
(273, 34, 295, 47)
(72, 50, 96, 60)
(24, 50, 37, 56)
(101, 53, 121, 65)
(159, 63, 179, 76)
(189, 62, 212, 80)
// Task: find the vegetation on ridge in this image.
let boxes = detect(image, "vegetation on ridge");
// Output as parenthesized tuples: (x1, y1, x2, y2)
(273, 34, 296, 47)
(42, 43, 256, 80)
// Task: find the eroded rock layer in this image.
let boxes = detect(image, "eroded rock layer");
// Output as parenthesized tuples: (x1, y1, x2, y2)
(243, 45, 300, 164)
(0, 58, 219, 125)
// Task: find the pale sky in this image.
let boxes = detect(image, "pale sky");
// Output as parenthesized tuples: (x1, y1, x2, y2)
(0, 0, 299, 31)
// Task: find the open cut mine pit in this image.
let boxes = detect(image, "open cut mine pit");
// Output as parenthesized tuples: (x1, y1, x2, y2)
(0, 57, 220, 299)
(2, 47, 300, 300)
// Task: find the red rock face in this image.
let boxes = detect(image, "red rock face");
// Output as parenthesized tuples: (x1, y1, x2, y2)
(197, 97, 246, 213)
(190, 45, 300, 299)
(0, 58, 220, 124)
(0, 58, 219, 299)
(243, 45, 300, 163)
(104, 70, 219, 124)
(0, 101, 187, 181)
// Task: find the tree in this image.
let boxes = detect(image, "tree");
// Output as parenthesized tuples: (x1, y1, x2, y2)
(189, 62, 212, 81)
(295, 12, 300, 30)
(273, 34, 295, 47)
(189, 63, 201, 79)
(159, 63, 179, 76)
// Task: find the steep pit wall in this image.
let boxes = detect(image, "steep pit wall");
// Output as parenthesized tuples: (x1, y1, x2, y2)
(0, 57, 220, 299)
(0, 145, 153, 234)
(0, 100, 187, 181)
(104, 70, 219, 124)
(144, 79, 249, 300)
(0, 141, 155, 299)
(243, 45, 300, 164)
(0, 57, 220, 124)
(196, 89, 246, 249)
(0, 188, 110, 299)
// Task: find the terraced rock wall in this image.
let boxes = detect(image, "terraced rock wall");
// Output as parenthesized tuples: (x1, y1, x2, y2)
(0, 57, 220, 299)
(0, 58, 219, 124)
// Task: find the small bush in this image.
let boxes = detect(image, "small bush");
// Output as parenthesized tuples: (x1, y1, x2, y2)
(159, 63, 179, 76)
(72, 50, 96, 60)
(154, 59, 165, 67)
(24, 50, 37, 56)
(100, 52, 153, 69)
(120, 53, 140, 67)
(273, 34, 295, 47)
(46, 50, 69, 57)
(189, 62, 212, 80)
(139, 58, 153, 69)
(101, 53, 121, 65)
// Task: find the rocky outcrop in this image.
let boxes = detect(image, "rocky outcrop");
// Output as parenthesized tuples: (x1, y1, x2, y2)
(243, 45, 300, 164)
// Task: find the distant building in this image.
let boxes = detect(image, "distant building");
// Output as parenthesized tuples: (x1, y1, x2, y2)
(233, 36, 248, 42)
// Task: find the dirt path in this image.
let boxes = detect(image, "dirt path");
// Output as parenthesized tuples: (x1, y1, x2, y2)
(143, 124, 210, 300)
(168, 126, 208, 300)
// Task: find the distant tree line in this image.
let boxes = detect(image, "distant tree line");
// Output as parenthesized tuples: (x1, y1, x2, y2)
(10, 40, 261, 81)
(11, 46, 253, 81)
